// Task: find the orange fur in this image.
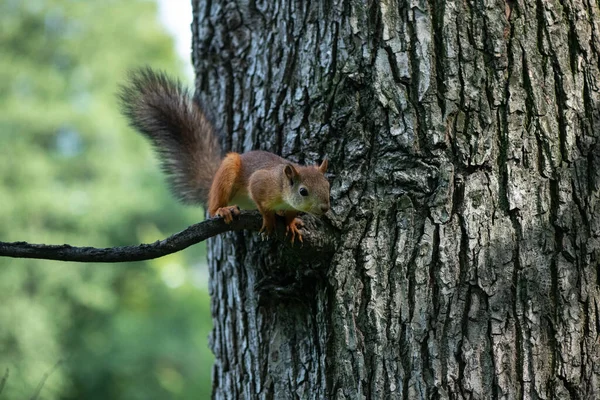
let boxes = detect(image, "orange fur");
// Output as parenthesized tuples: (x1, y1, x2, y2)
(207, 150, 330, 237)
(208, 153, 242, 216)
(248, 169, 281, 232)
(120, 68, 330, 237)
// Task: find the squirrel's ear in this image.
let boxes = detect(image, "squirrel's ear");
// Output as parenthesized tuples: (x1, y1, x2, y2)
(318, 159, 328, 174)
(284, 164, 298, 185)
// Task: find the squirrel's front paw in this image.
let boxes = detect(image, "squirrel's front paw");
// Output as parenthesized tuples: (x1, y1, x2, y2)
(285, 217, 304, 244)
(215, 206, 241, 224)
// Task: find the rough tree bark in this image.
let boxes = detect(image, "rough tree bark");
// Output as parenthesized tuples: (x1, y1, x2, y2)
(191, 0, 600, 398)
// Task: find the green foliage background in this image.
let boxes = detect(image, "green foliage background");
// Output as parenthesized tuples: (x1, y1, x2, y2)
(0, 1, 213, 398)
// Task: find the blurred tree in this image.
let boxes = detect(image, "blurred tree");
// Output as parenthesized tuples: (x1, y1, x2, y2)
(0, 1, 212, 399)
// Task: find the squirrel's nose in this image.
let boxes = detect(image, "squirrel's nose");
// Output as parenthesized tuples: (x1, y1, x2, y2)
(320, 204, 330, 213)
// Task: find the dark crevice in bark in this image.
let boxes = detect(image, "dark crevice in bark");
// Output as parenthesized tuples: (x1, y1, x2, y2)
(369, 2, 384, 68)
(585, 0, 600, 71)
(582, 73, 598, 150)
(447, 112, 460, 168)
(265, 380, 274, 400)
(324, 20, 339, 123)
(548, 178, 562, 397)
(422, 222, 441, 398)
(505, 0, 516, 24)
(401, 316, 410, 399)
(211, 362, 220, 396)
(386, 199, 401, 282)
(497, 108, 510, 212)
(420, 333, 433, 399)
(366, 354, 375, 400)
(571, 176, 591, 237)
(560, 0, 583, 75)
(455, 5, 466, 112)
(595, 300, 600, 343)
(551, 67, 570, 166)
(311, 296, 325, 396)
(406, 7, 426, 154)
(476, 287, 494, 396)
(384, 45, 408, 88)
(476, 0, 497, 74)
(324, 273, 337, 397)
(489, 316, 500, 400)
(580, 299, 591, 397)
(224, 60, 236, 151)
(407, 215, 428, 324)
(460, 112, 474, 170)
(317, 20, 341, 160)
(457, 283, 471, 398)
(354, 225, 372, 400)
(299, 85, 311, 134)
(352, 219, 374, 396)
(452, 169, 470, 397)
(429, 0, 447, 118)
(259, 324, 270, 398)
(439, 299, 452, 390)
(585, 150, 598, 207)
(384, 204, 404, 398)
(385, 203, 401, 339)
(462, 0, 476, 51)
(509, 209, 525, 400)
(502, 27, 525, 394)
(597, 249, 600, 289)
(401, 216, 428, 397)
(232, 238, 246, 374)
(247, 0, 266, 23)
(262, 32, 275, 117)
(272, 43, 299, 154)
(558, 373, 582, 400)
(520, 45, 552, 178)
(355, 102, 379, 214)
(537, 0, 570, 165)
(430, 223, 441, 316)
(534, 0, 548, 58)
(192, 0, 215, 93)
(582, 298, 591, 341)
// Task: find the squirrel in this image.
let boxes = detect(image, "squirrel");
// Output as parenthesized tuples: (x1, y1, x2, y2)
(119, 68, 330, 242)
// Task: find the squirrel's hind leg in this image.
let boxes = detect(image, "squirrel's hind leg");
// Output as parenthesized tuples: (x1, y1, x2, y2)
(208, 153, 242, 222)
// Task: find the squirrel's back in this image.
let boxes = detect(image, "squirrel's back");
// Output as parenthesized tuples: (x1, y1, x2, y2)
(239, 151, 290, 180)
(119, 68, 221, 204)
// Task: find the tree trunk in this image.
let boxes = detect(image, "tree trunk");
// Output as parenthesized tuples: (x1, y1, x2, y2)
(192, 0, 600, 398)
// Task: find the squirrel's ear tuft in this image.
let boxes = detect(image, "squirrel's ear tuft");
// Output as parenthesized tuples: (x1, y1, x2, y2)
(318, 159, 328, 174)
(284, 164, 298, 185)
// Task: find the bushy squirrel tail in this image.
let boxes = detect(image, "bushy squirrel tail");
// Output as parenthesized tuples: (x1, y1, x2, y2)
(119, 68, 221, 204)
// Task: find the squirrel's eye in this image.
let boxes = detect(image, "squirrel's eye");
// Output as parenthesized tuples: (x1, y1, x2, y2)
(299, 187, 308, 197)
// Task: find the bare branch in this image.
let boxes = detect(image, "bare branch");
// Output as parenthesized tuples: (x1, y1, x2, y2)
(30, 359, 63, 400)
(0, 368, 8, 395)
(0, 211, 337, 263)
